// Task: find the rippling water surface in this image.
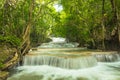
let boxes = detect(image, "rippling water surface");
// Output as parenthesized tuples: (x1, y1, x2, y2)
(7, 61, 120, 80)
(7, 37, 120, 80)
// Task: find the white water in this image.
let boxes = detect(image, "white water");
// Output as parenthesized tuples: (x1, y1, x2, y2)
(7, 37, 120, 80)
(93, 53, 120, 62)
(23, 55, 97, 69)
(39, 42, 79, 48)
(7, 62, 120, 80)
(50, 37, 66, 43)
(39, 37, 79, 48)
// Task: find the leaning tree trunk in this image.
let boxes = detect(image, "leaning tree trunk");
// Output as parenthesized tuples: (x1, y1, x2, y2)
(20, 0, 34, 56)
(101, 0, 106, 50)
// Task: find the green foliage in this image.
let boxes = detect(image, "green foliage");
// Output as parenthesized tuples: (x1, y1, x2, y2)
(0, 62, 3, 68)
(0, 35, 21, 47)
(51, 0, 92, 45)
(0, 62, 2, 66)
(30, 0, 59, 45)
(0, 0, 119, 49)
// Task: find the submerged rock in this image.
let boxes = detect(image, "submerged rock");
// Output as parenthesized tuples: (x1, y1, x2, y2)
(76, 77, 89, 80)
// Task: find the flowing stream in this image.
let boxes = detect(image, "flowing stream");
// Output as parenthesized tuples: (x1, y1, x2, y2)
(7, 37, 120, 80)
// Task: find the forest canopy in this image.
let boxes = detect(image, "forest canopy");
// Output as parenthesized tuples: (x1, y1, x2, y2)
(0, 0, 120, 50)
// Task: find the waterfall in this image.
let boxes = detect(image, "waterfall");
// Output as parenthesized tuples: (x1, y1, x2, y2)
(23, 55, 97, 69)
(7, 61, 120, 80)
(7, 37, 120, 80)
(39, 37, 79, 48)
(24, 37, 97, 69)
(92, 52, 120, 62)
(50, 37, 66, 43)
(39, 42, 79, 48)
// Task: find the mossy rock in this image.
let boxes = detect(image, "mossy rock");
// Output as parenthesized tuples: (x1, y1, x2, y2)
(55, 77, 65, 80)
(7, 74, 44, 80)
(47, 78, 52, 80)
(55, 76, 73, 80)
(76, 77, 89, 80)
(0, 71, 9, 80)
(0, 44, 17, 70)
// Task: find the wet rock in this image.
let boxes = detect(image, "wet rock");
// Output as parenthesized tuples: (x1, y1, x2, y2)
(55, 76, 72, 80)
(55, 77, 65, 80)
(47, 77, 52, 80)
(31, 48, 38, 51)
(7, 74, 44, 80)
(76, 77, 89, 80)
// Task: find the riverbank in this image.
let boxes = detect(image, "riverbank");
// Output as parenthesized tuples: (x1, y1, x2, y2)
(0, 71, 9, 80)
(0, 43, 119, 80)
(0, 44, 19, 80)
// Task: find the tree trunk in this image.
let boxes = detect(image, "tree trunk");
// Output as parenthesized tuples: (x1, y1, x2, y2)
(101, 0, 105, 50)
(20, 0, 34, 55)
(110, 0, 120, 50)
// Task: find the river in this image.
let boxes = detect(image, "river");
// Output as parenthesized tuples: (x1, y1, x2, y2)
(7, 37, 120, 80)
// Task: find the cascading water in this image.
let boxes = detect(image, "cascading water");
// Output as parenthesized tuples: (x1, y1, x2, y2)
(93, 52, 120, 62)
(7, 37, 120, 80)
(39, 37, 80, 48)
(23, 54, 97, 69)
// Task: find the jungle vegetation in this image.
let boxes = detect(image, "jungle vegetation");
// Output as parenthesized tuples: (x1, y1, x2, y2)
(0, 0, 120, 52)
